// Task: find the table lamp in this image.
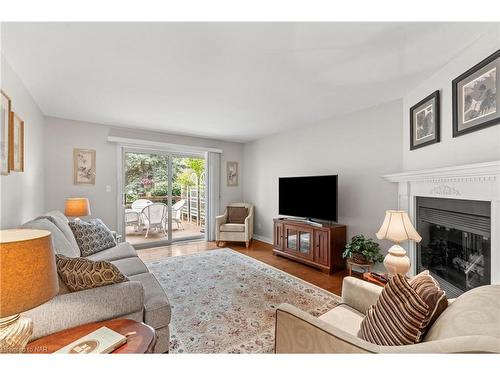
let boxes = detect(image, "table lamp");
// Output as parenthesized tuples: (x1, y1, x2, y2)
(376, 210, 422, 276)
(65, 197, 91, 221)
(0, 229, 59, 353)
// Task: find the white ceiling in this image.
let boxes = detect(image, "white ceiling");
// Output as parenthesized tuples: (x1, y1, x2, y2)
(1, 22, 498, 142)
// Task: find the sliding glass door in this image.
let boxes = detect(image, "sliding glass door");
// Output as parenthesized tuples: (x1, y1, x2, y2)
(121, 149, 206, 248)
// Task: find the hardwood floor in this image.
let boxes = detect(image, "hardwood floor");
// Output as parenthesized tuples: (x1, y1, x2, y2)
(137, 239, 348, 295)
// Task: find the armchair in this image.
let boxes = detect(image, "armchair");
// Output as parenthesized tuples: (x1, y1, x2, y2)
(275, 277, 500, 353)
(216, 203, 254, 248)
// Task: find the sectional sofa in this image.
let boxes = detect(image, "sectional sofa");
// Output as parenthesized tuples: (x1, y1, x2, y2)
(21, 211, 171, 353)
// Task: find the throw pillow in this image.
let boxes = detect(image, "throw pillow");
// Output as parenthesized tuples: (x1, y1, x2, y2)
(227, 206, 248, 224)
(409, 270, 448, 327)
(69, 218, 116, 257)
(358, 273, 447, 346)
(55, 255, 128, 292)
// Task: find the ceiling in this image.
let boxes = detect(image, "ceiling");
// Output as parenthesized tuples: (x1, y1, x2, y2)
(1, 22, 498, 142)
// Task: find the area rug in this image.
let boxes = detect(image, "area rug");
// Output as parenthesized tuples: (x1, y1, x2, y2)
(145, 248, 340, 353)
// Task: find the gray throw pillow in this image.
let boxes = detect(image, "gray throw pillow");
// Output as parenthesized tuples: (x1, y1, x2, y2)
(68, 218, 117, 257)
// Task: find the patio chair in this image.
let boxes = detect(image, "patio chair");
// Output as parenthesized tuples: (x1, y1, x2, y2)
(141, 203, 168, 238)
(125, 199, 153, 232)
(172, 199, 186, 230)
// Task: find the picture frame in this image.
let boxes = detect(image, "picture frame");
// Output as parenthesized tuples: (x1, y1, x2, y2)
(452, 49, 500, 137)
(410, 90, 440, 150)
(227, 161, 238, 187)
(1, 90, 11, 175)
(74, 148, 96, 185)
(9, 112, 24, 172)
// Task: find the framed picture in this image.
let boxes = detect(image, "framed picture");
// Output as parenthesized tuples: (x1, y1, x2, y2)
(452, 49, 500, 137)
(227, 161, 238, 186)
(74, 148, 96, 185)
(9, 112, 24, 172)
(1, 90, 11, 175)
(410, 90, 440, 150)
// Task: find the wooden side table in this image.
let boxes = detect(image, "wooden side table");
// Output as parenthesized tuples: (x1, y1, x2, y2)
(26, 319, 157, 354)
(346, 259, 373, 276)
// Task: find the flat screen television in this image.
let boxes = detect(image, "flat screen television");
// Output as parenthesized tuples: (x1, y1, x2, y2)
(279, 175, 338, 222)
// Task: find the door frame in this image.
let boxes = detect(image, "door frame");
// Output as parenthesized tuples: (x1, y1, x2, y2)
(117, 145, 207, 249)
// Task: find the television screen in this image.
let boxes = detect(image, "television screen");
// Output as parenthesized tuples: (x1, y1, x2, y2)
(279, 175, 338, 222)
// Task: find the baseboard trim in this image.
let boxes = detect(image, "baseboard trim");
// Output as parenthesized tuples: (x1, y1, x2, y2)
(253, 234, 273, 245)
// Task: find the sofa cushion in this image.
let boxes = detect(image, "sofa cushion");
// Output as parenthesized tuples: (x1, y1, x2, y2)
(87, 242, 137, 262)
(424, 285, 500, 342)
(69, 218, 117, 257)
(111, 257, 149, 277)
(56, 255, 128, 292)
(42, 211, 81, 255)
(22, 218, 79, 258)
(220, 223, 245, 232)
(129, 272, 171, 329)
(358, 273, 435, 346)
(319, 304, 364, 336)
(227, 206, 248, 224)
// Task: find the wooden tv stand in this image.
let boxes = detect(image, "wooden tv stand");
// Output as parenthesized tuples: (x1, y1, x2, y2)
(273, 218, 346, 274)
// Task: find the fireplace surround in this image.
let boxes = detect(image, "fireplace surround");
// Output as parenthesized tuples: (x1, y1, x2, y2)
(383, 160, 500, 290)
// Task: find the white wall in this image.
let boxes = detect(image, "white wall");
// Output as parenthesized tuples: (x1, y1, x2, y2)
(0, 56, 45, 228)
(403, 27, 500, 171)
(44, 117, 244, 231)
(243, 100, 403, 250)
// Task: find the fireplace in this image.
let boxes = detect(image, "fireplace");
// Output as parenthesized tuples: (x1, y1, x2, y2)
(416, 197, 491, 298)
(382, 160, 500, 293)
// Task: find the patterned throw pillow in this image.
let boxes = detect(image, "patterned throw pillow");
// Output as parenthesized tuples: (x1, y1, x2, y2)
(69, 218, 116, 257)
(55, 255, 128, 292)
(227, 207, 248, 224)
(358, 273, 447, 346)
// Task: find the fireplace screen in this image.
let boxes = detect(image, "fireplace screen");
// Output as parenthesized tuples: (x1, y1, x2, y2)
(416, 197, 491, 298)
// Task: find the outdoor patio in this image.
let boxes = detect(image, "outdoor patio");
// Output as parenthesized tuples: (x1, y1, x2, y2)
(125, 219, 204, 245)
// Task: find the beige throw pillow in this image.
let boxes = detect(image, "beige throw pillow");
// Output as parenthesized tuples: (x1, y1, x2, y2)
(55, 255, 128, 292)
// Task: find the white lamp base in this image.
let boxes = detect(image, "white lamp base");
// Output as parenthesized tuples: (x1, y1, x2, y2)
(383, 244, 411, 277)
(0, 314, 33, 353)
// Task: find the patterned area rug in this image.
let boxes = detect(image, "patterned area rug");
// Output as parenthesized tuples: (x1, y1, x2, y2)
(145, 248, 340, 353)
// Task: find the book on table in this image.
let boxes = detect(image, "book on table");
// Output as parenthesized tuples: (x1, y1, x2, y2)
(54, 327, 127, 354)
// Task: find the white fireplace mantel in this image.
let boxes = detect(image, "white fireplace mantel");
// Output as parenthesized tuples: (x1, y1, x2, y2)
(382, 160, 500, 283)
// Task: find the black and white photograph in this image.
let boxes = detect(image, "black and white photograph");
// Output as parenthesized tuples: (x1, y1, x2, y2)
(410, 90, 440, 150)
(453, 49, 500, 137)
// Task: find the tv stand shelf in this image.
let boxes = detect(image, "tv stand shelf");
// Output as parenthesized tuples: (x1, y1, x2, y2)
(273, 218, 346, 274)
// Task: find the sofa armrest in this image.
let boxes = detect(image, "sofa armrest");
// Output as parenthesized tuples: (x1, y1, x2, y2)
(244, 207, 254, 239)
(215, 212, 228, 240)
(341, 276, 383, 314)
(24, 281, 145, 341)
(275, 303, 379, 353)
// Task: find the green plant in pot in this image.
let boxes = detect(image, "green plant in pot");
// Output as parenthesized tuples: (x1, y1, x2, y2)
(342, 235, 384, 265)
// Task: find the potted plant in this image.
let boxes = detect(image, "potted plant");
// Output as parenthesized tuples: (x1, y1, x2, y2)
(342, 235, 384, 265)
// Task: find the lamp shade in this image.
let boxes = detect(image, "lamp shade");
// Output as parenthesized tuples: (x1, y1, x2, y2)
(376, 210, 422, 243)
(65, 198, 91, 217)
(0, 229, 59, 318)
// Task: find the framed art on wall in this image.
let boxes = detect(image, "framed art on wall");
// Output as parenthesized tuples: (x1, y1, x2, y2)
(74, 148, 96, 185)
(9, 112, 24, 172)
(227, 161, 238, 186)
(452, 49, 500, 137)
(1, 90, 11, 175)
(410, 90, 440, 150)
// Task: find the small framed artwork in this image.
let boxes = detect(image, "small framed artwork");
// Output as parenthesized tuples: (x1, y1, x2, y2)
(9, 112, 24, 172)
(74, 148, 96, 185)
(1, 90, 11, 175)
(452, 49, 499, 137)
(227, 161, 238, 186)
(410, 90, 440, 150)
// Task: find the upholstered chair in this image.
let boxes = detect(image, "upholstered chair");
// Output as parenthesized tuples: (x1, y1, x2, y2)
(216, 203, 254, 248)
